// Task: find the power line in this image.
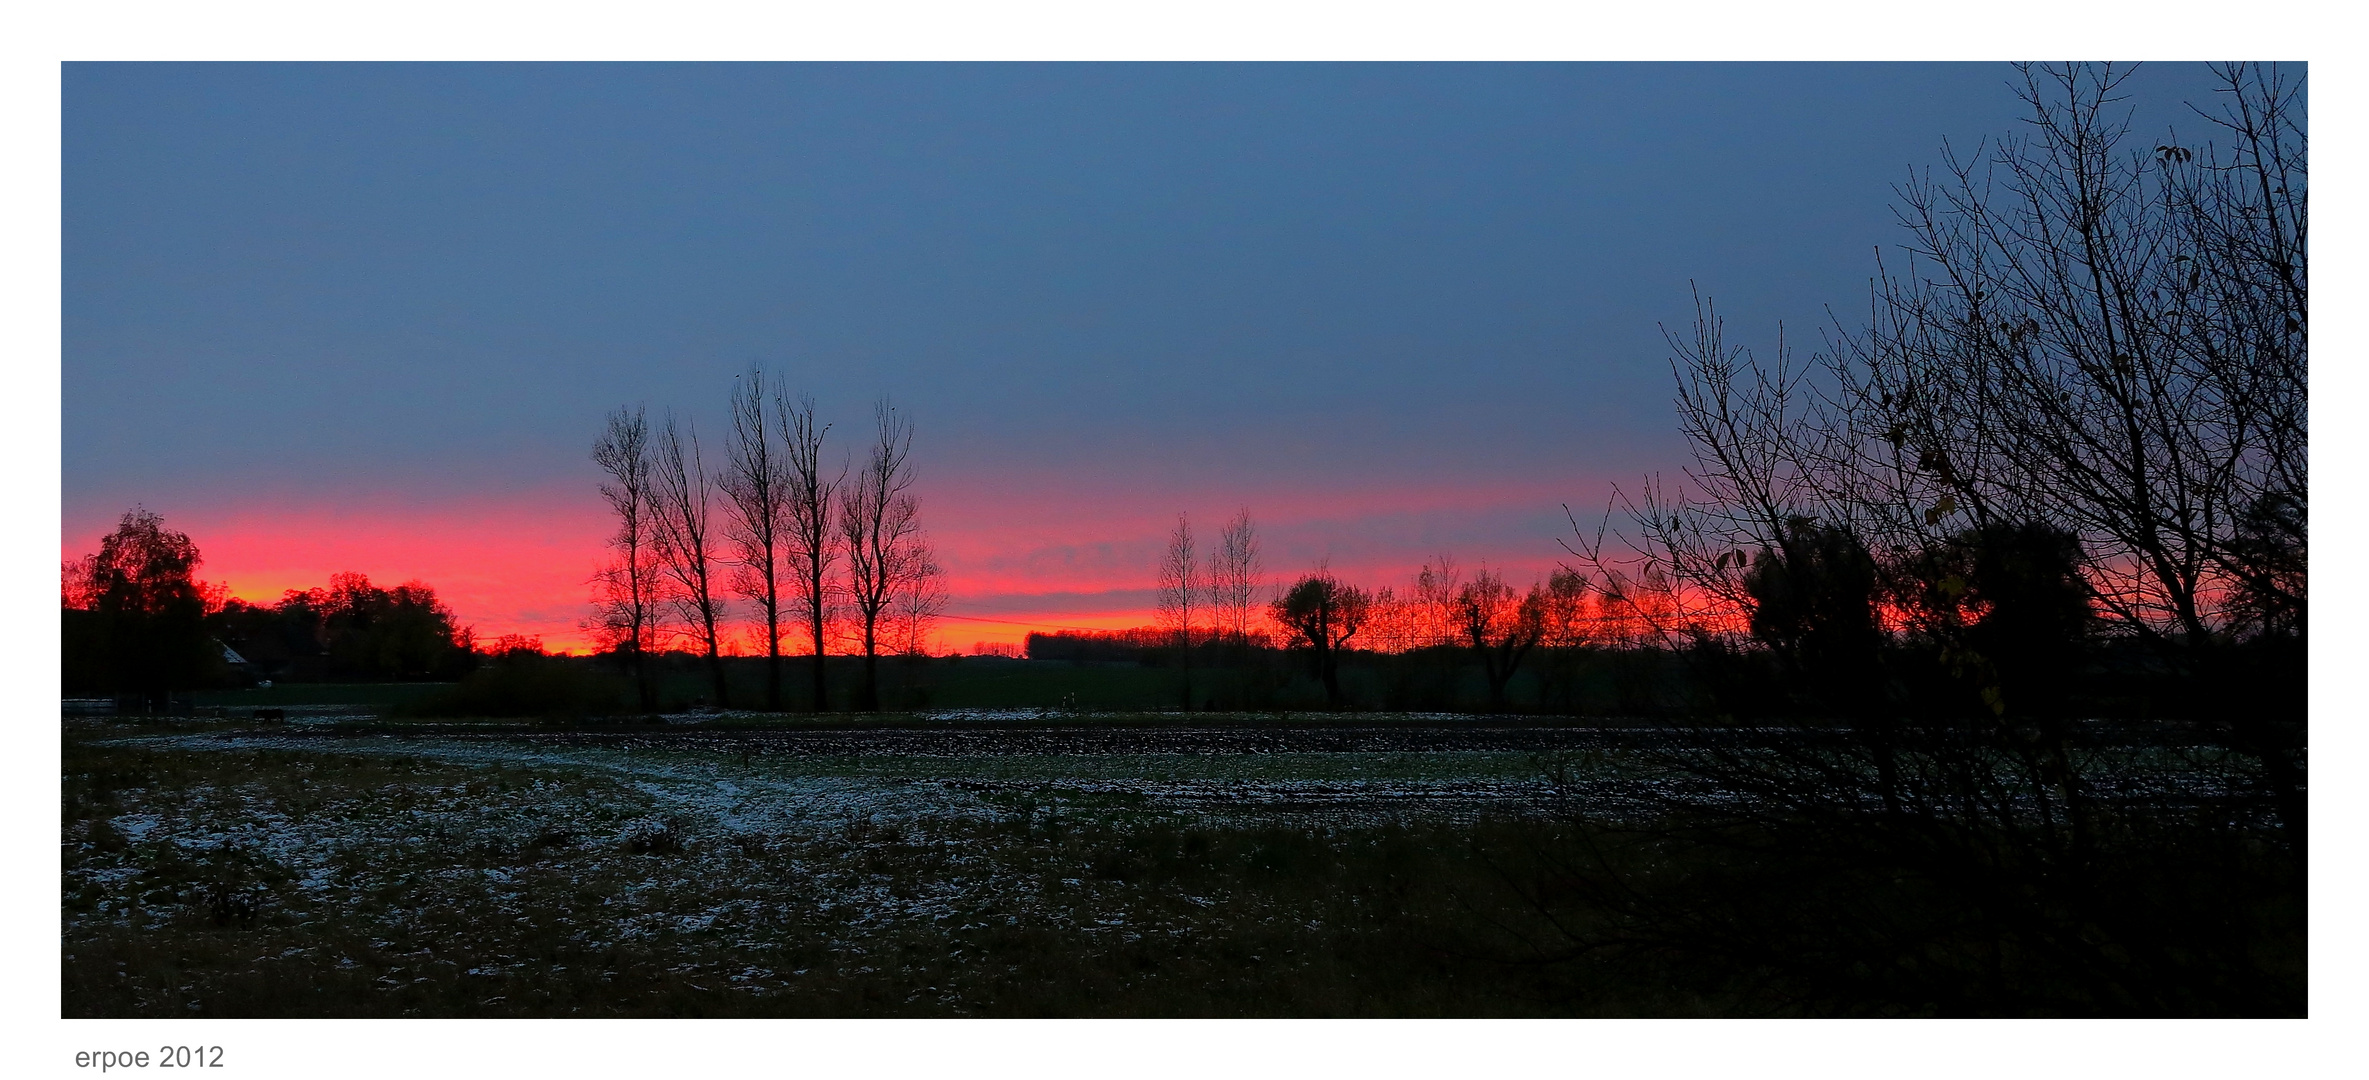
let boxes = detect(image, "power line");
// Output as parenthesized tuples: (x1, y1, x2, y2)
(936, 611, 1142, 634)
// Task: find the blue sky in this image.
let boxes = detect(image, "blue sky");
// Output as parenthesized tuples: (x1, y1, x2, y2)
(62, 62, 2236, 645)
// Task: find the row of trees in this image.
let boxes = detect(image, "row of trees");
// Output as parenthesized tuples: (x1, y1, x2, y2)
(1149, 507, 1614, 712)
(1562, 61, 2305, 831)
(215, 572, 475, 683)
(1152, 509, 1264, 707)
(1261, 560, 1599, 712)
(589, 371, 946, 713)
(1496, 63, 2304, 1011)
(63, 508, 478, 705)
(1149, 65, 2300, 758)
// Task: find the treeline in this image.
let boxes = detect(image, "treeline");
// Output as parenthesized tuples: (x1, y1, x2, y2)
(1564, 61, 2307, 840)
(1024, 627, 1205, 663)
(1499, 63, 2304, 1013)
(1032, 555, 1649, 714)
(587, 372, 945, 714)
(1088, 503, 1735, 713)
(1084, 66, 2306, 1013)
(212, 574, 478, 683)
(62, 508, 480, 707)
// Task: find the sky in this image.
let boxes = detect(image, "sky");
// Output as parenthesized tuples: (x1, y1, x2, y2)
(63, 62, 2236, 653)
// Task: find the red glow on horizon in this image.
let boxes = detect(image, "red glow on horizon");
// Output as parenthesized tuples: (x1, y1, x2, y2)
(64, 497, 617, 654)
(65, 470, 1617, 659)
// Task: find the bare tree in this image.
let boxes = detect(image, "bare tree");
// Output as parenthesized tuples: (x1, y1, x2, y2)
(1840, 61, 2305, 648)
(1454, 566, 1547, 713)
(889, 538, 948, 658)
(650, 413, 730, 708)
(589, 405, 662, 710)
(839, 399, 920, 712)
(1536, 66, 2309, 995)
(1363, 584, 1412, 654)
(723, 369, 792, 711)
(1561, 65, 2307, 664)
(1156, 513, 1201, 709)
(1539, 567, 1591, 649)
(1208, 508, 1262, 650)
(1412, 554, 1463, 650)
(1530, 566, 1594, 712)
(1558, 287, 1867, 659)
(779, 393, 841, 712)
(1829, 62, 2307, 834)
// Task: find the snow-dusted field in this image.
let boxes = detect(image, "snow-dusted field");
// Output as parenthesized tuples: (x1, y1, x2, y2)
(65, 713, 2249, 1015)
(88, 721, 1606, 827)
(62, 716, 1633, 1015)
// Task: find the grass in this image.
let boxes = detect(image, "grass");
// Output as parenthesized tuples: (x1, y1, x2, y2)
(64, 714, 2297, 1016)
(898, 658, 1190, 711)
(186, 682, 456, 708)
(62, 728, 1645, 1017)
(166, 650, 1632, 718)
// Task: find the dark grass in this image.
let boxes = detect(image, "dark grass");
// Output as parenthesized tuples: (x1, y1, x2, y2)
(895, 658, 1191, 712)
(185, 683, 457, 709)
(64, 725, 2297, 1017)
(163, 647, 1675, 720)
(62, 738, 1675, 1017)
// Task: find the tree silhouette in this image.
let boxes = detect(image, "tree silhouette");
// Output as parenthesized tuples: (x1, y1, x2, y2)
(1452, 566, 1546, 714)
(1271, 570, 1369, 708)
(839, 399, 920, 712)
(1895, 521, 2093, 720)
(1842, 62, 2304, 653)
(779, 393, 842, 712)
(315, 573, 467, 681)
(1156, 512, 1200, 709)
(651, 414, 729, 708)
(1412, 555, 1461, 651)
(590, 406, 661, 709)
(724, 369, 793, 711)
(888, 538, 947, 659)
(1742, 517, 1885, 719)
(65, 508, 214, 711)
(1834, 61, 2308, 837)
(1539, 64, 2307, 1009)
(1209, 508, 1263, 649)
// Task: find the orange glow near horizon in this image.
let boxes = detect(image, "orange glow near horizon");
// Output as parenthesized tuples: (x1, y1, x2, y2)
(64, 476, 1605, 659)
(65, 497, 619, 654)
(59, 498, 1181, 656)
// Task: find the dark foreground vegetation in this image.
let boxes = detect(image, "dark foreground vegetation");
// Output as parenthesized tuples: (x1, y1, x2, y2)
(64, 710, 2298, 1017)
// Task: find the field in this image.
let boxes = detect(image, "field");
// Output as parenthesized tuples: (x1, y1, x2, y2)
(62, 708, 1691, 1017)
(164, 650, 1644, 718)
(64, 690, 2299, 1017)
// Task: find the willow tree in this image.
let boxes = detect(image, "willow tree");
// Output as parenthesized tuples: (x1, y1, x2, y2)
(1453, 566, 1547, 714)
(1271, 570, 1370, 709)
